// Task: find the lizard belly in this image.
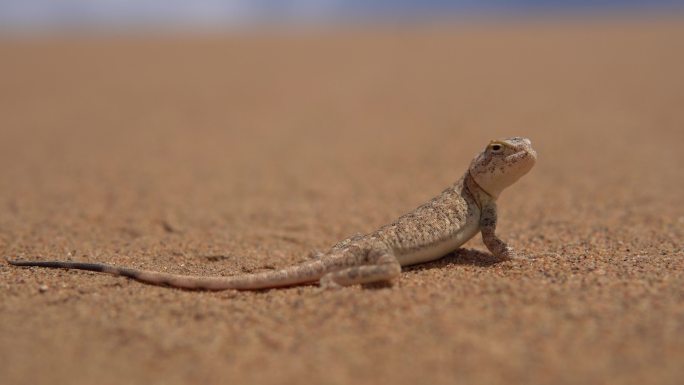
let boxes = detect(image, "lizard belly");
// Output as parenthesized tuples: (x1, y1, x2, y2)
(395, 220, 480, 266)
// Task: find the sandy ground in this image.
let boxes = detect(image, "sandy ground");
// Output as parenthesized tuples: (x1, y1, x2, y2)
(1, 16, 683, 385)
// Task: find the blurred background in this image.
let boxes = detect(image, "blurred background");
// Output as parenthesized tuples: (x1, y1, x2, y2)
(1, 1, 683, 32)
(1, 0, 682, 214)
(2, 2, 684, 385)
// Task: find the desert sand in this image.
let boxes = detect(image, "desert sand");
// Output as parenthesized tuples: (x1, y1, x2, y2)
(1, 16, 683, 385)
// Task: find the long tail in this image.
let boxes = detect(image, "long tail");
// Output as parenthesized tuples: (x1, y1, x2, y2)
(6, 258, 328, 291)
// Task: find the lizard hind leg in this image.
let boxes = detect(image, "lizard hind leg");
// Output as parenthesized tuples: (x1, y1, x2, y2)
(319, 246, 401, 289)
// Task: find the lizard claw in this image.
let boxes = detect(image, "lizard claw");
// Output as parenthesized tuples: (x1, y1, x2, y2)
(498, 246, 522, 261)
(319, 274, 343, 290)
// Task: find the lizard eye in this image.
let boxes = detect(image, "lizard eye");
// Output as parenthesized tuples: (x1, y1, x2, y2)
(490, 144, 503, 153)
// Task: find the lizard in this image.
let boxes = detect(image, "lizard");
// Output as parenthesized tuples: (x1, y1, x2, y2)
(7, 137, 537, 291)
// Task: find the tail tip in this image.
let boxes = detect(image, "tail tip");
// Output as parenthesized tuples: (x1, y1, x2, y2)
(5, 257, 24, 266)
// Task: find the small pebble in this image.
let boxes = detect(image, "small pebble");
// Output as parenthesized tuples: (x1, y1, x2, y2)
(38, 284, 49, 293)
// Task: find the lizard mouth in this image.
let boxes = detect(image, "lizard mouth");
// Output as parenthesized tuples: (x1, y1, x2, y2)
(507, 148, 537, 163)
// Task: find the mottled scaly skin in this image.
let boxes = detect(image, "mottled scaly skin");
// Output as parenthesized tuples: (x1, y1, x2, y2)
(372, 175, 477, 256)
(7, 137, 537, 291)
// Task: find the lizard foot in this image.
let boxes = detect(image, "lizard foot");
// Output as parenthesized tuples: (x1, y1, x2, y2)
(319, 275, 343, 290)
(495, 246, 523, 261)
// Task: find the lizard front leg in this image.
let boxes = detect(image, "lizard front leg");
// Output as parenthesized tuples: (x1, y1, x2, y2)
(319, 245, 401, 288)
(480, 201, 518, 260)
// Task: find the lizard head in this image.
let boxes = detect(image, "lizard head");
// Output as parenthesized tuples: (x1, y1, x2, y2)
(469, 137, 537, 198)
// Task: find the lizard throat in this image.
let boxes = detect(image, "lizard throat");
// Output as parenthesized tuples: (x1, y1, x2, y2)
(465, 171, 495, 208)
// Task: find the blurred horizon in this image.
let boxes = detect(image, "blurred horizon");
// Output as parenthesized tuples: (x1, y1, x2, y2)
(1, 0, 683, 34)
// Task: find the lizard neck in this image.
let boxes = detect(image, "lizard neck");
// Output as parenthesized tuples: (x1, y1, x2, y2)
(464, 171, 496, 209)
